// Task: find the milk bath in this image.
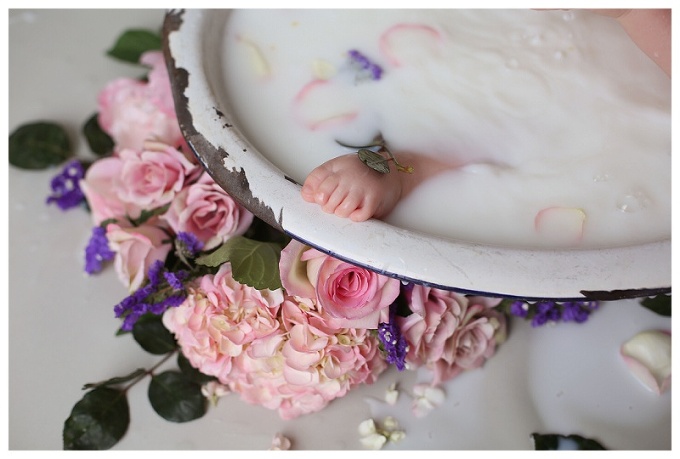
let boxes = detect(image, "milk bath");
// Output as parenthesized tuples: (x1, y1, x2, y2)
(221, 9, 671, 249)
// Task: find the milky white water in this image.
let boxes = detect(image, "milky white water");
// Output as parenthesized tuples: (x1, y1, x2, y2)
(222, 9, 670, 249)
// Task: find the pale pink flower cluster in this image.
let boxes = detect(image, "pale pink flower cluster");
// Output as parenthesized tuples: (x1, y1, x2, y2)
(163, 263, 387, 419)
(398, 286, 507, 386)
(80, 51, 253, 290)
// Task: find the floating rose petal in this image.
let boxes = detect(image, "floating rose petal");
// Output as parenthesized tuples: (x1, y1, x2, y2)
(236, 36, 270, 78)
(621, 330, 671, 395)
(379, 23, 442, 67)
(411, 383, 446, 418)
(534, 206, 586, 245)
(292, 79, 359, 131)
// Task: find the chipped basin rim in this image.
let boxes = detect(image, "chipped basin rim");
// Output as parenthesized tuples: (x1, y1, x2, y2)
(162, 9, 671, 301)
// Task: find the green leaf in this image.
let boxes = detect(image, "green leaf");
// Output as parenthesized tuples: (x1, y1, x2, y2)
(128, 204, 171, 227)
(9, 121, 72, 170)
(357, 148, 390, 174)
(195, 236, 283, 290)
(148, 371, 207, 423)
(63, 387, 130, 450)
(82, 368, 147, 390)
(132, 314, 178, 355)
(640, 294, 671, 317)
(178, 352, 216, 385)
(531, 433, 607, 450)
(82, 113, 114, 157)
(107, 29, 162, 63)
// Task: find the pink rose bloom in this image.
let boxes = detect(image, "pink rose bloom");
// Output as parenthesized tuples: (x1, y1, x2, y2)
(399, 286, 506, 385)
(80, 141, 197, 224)
(79, 156, 127, 225)
(162, 263, 284, 382)
(279, 240, 400, 329)
(226, 296, 386, 419)
(161, 174, 253, 250)
(105, 222, 171, 292)
(98, 51, 185, 151)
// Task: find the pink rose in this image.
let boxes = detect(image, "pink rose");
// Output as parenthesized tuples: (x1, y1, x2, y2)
(399, 287, 506, 385)
(162, 263, 284, 382)
(105, 222, 171, 292)
(161, 174, 253, 250)
(279, 240, 400, 329)
(79, 156, 127, 225)
(97, 51, 185, 151)
(80, 141, 197, 223)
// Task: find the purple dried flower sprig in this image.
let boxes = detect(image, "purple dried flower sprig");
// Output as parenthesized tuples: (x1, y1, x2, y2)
(46, 159, 86, 210)
(84, 225, 115, 274)
(505, 299, 600, 327)
(348, 49, 384, 81)
(377, 301, 409, 371)
(114, 259, 191, 331)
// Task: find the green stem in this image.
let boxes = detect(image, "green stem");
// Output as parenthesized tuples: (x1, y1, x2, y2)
(122, 350, 177, 393)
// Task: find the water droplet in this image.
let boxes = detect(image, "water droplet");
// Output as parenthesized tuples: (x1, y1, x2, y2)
(616, 191, 651, 213)
(593, 172, 610, 182)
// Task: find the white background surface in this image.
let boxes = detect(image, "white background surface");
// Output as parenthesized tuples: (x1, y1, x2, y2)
(6, 8, 673, 451)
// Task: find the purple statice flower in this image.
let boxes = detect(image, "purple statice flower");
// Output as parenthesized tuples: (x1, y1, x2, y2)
(348, 49, 383, 81)
(561, 301, 600, 323)
(531, 301, 561, 327)
(84, 226, 115, 274)
(176, 231, 204, 258)
(163, 269, 189, 290)
(113, 259, 189, 331)
(508, 300, 530, 318)
(378, 303, 409, 371)
(46, 159, 86, 210)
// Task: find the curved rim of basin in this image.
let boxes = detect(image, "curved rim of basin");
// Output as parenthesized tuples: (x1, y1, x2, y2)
(162, 9, 671, 302)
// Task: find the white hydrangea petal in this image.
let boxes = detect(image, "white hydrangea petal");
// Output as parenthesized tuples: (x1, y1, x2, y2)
(360, 433, 387, 450)
(269, 433, 291, 450)
(385, 383, 399, 405)
(358, 418, 377, 436)
(383, 416, 400, 431)
(621, 330, 672, 395)
(389, 430, 406, 443)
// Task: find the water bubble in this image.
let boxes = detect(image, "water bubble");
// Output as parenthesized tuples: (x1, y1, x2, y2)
(616, 190, 651, 213)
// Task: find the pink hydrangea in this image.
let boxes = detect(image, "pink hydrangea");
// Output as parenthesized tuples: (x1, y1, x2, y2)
(80, 141, 197, 224)
(97, 51, 185, 151)
(226, 296, 386, 419)
(105, 222, 172, 292)
(162, 263, 285, 382)
(161, 173, 253, 250)
(164, 286, 387, 420)
(398, 286, 506, 385)
(279, 239, 400, 329)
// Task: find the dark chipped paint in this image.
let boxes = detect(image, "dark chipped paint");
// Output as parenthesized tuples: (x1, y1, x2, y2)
(580, 287, 671, 301)
(162, 10, 282, 232)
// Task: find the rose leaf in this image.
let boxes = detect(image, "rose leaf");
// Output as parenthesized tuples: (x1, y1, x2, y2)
(148, 371, 207, 423)
(9, 121, 72, 170)
(132, 313, 178, 355)
(63, 387, 129, 450)
(106, 29, 162, 63)
(82, 113, 114, 157)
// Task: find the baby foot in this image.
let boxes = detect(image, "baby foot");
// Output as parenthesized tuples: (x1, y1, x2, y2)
(301, 153, 404, 222)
